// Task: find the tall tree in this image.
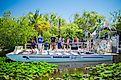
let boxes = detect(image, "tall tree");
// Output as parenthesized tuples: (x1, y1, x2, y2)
(0, 12, 37, 50)
(28, 10, 50, 36)
(74, 11, 105, 38)
(60, 23, 83, 39)
(110, 10, 121, 32)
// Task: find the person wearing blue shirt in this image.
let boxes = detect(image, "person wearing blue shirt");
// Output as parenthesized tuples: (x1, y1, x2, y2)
(38, 35, 43, 50)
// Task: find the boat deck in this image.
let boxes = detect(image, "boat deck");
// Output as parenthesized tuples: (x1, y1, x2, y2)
(11, 48, 118, 56)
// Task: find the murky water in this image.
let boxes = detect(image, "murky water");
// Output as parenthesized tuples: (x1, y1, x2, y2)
(40, 61, 113, 80)
(53, 61, 113, 69)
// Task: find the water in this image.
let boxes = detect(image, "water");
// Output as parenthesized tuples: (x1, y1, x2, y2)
(40, 61, 113, 80)
(53, 61, 113, 69)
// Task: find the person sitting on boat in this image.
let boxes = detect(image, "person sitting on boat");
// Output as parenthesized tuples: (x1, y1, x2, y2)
(31, 40, 37, 49)
(44, 40, 50, 50)
(74, 36, 79, 49)
(51, 34, 56, 50)
(69, 37, 73, 45)
(61, 36, 65, 49)
(57, 35, 62, 49)
(71, 37, 78, 50)
(74, 36, 79, 44)
(38, 35, 43, 51)
(66, 37, 70, 49)
(31, 48, 37, 54)
(31, 40, 37, 54)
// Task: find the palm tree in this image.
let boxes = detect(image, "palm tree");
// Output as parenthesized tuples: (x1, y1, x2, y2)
(28, 10, 50, 36)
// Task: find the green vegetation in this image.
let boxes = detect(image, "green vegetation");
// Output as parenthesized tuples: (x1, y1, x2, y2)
(0, 10, 120, 52)
(87, 63, 121, 80)
(74, 11, 105, 38)
(0, 11, 38, 51)
(50, 63, 121, 80)
(1, 57, 121, 80)
(100, 29, 110, 39)
(111, 10, 121, 32)
(0, 57, 57, 80)
(0, 10, 108, 52)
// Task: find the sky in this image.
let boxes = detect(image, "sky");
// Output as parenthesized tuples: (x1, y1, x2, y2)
(0, 0, 121, 22)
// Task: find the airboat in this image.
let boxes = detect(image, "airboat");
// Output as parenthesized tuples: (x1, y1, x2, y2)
(6, 46, 114, 62)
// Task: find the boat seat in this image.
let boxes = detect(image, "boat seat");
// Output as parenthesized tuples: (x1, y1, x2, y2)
(15, 46, 23, 50)
(41, 50, 48, 55)
(14, 46, 23, 54)
(71, 52, 79, 55)
(63, 52, 71, 55)
(56, 52, 63, 55)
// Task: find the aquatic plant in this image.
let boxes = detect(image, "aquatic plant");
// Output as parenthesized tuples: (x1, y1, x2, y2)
(51, 63, 121, 80)
(0, 57, 58, 80)
(87, 63, 121, 80)
(1, 57, 121, 80)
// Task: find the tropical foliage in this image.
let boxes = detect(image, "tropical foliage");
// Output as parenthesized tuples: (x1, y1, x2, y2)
(28, 11, 50, 36)
(110, 10, 121, 32)
(74, 11, 106, 38)
(1, 10, 120, 51)
(60, 23, 83, 39)
(0, 11, 37, 50)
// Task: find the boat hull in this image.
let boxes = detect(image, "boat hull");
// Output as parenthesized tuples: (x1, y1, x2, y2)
(6, 53, 113, 62)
